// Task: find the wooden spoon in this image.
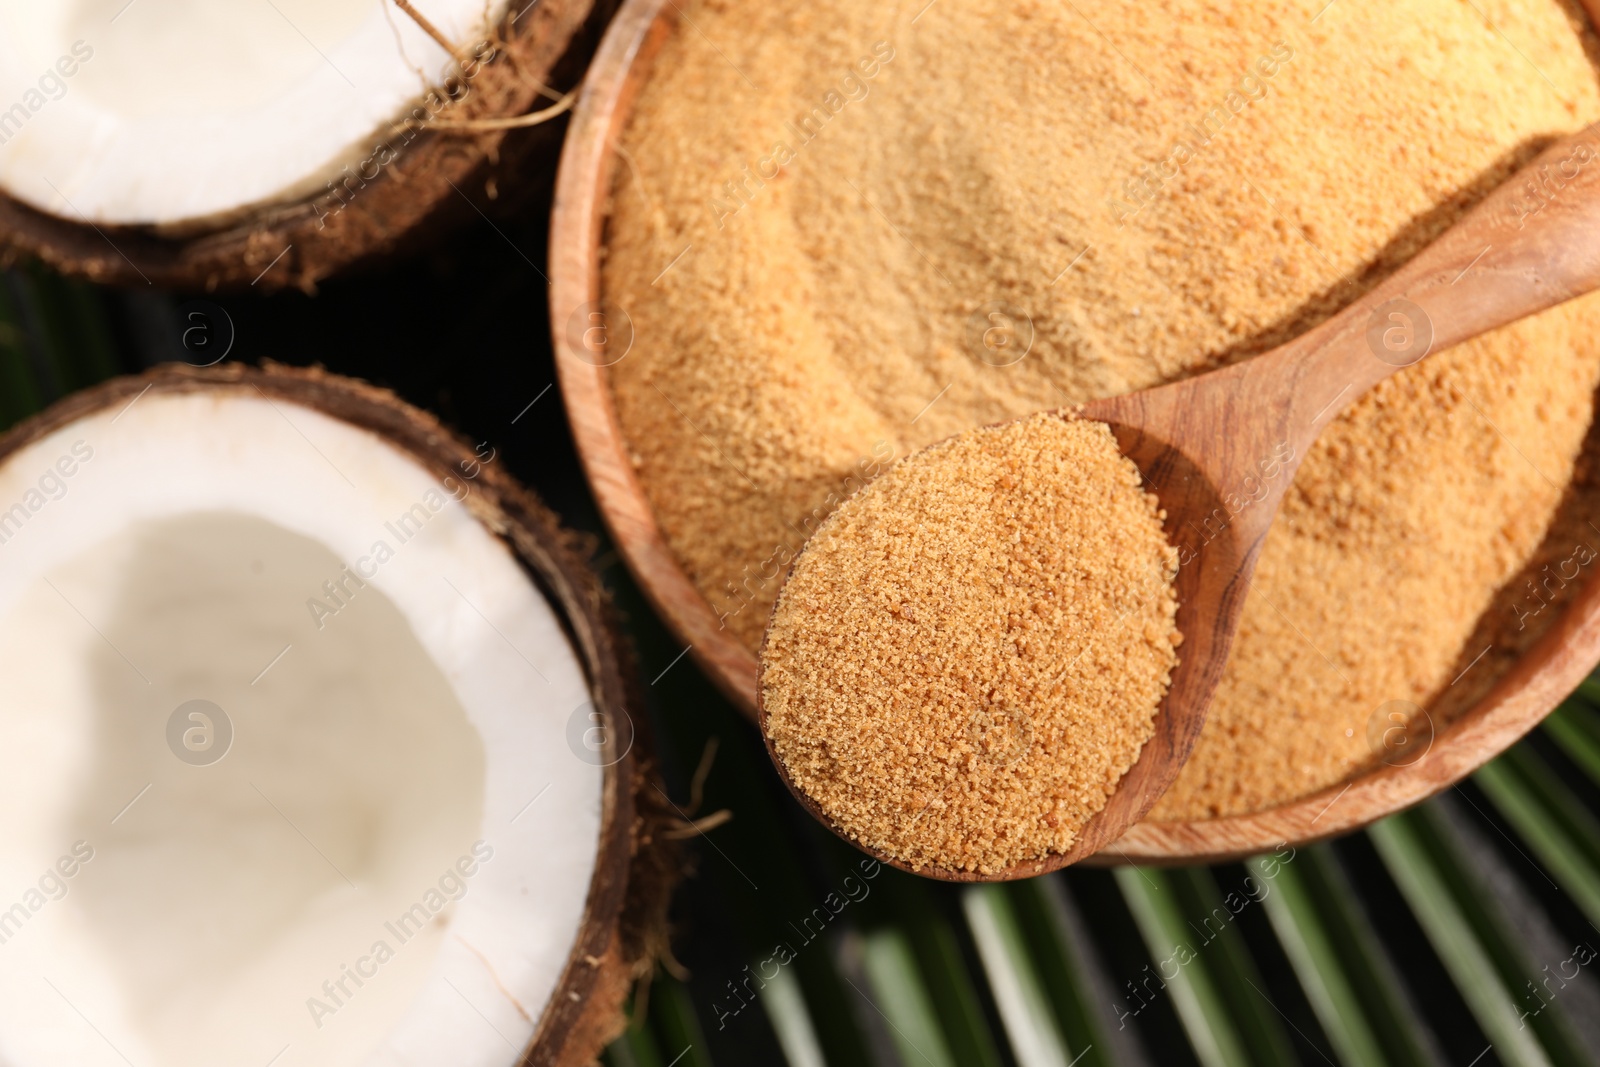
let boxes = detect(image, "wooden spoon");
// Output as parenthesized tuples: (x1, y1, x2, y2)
(758, 121, 1600, 881)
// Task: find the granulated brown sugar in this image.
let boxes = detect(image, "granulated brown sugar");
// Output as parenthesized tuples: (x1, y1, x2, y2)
(602, 0, 1600, 819)
(761, 413, 1179, 873)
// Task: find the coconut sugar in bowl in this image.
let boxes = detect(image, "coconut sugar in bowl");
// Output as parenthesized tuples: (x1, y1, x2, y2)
(551, 0, 1600, 862)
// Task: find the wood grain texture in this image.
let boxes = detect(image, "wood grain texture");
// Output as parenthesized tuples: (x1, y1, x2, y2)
(548, 0, 1600, 865)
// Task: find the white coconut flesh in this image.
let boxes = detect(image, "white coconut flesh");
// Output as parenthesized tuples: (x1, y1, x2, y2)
(0, 391, 602, 1067)
(0, 0, 514, 227)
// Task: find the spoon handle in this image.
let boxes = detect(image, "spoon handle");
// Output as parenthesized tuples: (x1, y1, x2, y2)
(1056, 124, 1600, 876)
(1084, 121, 1600, 504)
(1280, 121, 1600, 444)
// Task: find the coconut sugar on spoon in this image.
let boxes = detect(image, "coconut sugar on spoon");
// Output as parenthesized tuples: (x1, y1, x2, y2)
(761, 413, 1180, 875)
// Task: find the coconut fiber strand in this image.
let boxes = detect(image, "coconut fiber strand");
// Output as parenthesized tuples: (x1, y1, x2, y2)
(603, 0, 1600, 819)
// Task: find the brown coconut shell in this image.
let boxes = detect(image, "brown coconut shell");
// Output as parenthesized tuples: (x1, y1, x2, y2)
(0, 361, 676, 1066)
(0, 0, 616, 295)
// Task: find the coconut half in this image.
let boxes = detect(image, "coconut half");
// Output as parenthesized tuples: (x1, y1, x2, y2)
(0, 364, 666, 1067)
(0, 0, 602, 290)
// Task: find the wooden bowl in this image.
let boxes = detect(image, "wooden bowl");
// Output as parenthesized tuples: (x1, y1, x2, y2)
(548, 0, 1600, 864)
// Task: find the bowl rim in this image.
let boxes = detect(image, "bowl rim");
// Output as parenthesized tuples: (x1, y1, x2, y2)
(547, 0, 1600, 863)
